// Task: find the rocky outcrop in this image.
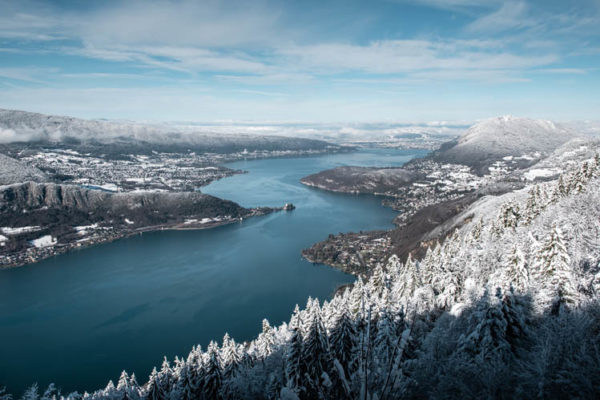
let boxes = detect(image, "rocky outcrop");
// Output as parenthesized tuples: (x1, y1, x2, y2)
(0, 182, 274, 267)
(0, 182, 251, 227)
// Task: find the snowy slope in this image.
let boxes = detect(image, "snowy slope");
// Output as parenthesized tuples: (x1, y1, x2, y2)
(0, 153, 47, 185)
(0, 109, 339, 152)
(434, 116, 579, 171)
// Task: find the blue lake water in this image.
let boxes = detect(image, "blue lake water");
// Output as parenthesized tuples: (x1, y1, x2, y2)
(0, 148, 426, 395)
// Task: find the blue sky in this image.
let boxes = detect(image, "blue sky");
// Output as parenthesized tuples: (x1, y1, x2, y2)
(0, 0, 598, 122)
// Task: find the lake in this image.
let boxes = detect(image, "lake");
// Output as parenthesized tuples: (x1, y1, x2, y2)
(0, 148, 426, 395)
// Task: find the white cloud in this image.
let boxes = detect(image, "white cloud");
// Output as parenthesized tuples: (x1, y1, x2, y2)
(279, 40, 557, 75)
(389, 0, 500, 11)
(465, 1, 535, 33)
(75, 0, 282, 48)
(0, 128, 19, 143)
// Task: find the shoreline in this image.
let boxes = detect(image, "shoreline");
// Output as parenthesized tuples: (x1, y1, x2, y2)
(0, 208, 278, 270)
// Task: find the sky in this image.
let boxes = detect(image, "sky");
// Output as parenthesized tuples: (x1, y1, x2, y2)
(0, 0, 599, 123)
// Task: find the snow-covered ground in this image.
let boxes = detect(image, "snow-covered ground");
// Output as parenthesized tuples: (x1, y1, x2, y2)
(30, 235, 57, 248)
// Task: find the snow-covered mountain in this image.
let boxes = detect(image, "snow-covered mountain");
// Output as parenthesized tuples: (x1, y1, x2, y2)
(433, 116, 579, 172)
(0, 153, 47, 186)
(0, 109, 340, 153)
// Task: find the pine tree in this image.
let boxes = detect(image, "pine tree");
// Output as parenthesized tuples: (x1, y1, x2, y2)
(553, 175, 568, 200)
(156, 357, 173, 398)
(285, 322, 304, 394)
(393, 254, 421, 301)
(500, 287, 527, 353)
(468, 218, 484, 242)
(0, 387, 11, 400)
(257, 319, 276, 359)
(20, 384, 39, 400)
(349, 278, 365, 319)
(102, 380, 118, 398)
(203, 341, 222, 400)
(386, 254, 403, 277)
(504, 245, 529, 292)
(300, 302, 332, 399)
(499, 201, 521, 229)
(458, 289, 511, 361)
(329, 306, 358, 381)
(221, 333, 242, 382)
(40, 384, 60, 400)
(525, 186, 541, 223)
(370, 264, 387, 297)
(571, 169, 586, 193)
(536, 224, 577, 308)
(117, 371, 132, 396)
(144, 368, 162, 400)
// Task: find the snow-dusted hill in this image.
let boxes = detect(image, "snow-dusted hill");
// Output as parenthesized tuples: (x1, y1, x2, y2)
(433, 116, 579, 172)
(301, 166, 416, 194)
(0, 153, 47, 185)
(0, 109, 340, 153)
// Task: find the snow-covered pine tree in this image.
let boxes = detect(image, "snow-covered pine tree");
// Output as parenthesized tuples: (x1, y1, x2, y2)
(392, 254, 421, 302)
(328, 306, 357, 398)
(285, 322, 304, 395)
(535, 223, 577, 309)
(468, 217, 484, 243)
(370, 264, 387, 297)
(501, 200, 522, 229)
(116, 371, 137, 399)
(524, 186, 541, 224)
(155, 357, 173, 398)
(0, 387, 11, 400)
(300, 301, 332, 399)
(256, 319, 276, 360)
(504, 245, 529, 292)
(39, 383, 59, 400)
(20, 384, 39, 400)
(221, 333, 242, 383)
(374, 294, 403, 377)
(458, 288, 511, 362)
(386, 254, 403, 277)
(101, 380, 118, 399)
(202, 341, 222, 400)
(143, 368, 161, 400)
(349, 278, 365, 319)
(500, 287, 528, 354)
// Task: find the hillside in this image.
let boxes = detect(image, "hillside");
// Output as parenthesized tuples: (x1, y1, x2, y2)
(431, 116, 579, 173)
(0, 109, 343, 156)
(0, 153, 47, 185)
(10, 144, 600, 400)
(301, 166, 417, 194)
(0, 182, 274, 268)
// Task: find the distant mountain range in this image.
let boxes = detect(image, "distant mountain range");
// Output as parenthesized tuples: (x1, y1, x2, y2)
(0, 109, 342, 155)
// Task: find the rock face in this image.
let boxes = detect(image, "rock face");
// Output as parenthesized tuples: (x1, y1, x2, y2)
(301, 166, 417, 194)
(431, 116, 578, 173)
(0, 182, 271, 267)
(0, 182, 250, 228)
(0, 153, 47, 185)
